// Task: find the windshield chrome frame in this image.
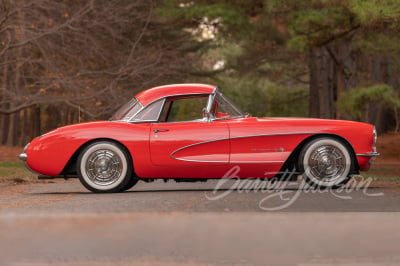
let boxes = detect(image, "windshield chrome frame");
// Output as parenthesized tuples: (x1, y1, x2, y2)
(121, 103, 143, 122)
(205, 87, 245, 122)
(111, 97, 143, 122)
(205, 87, 218, 114)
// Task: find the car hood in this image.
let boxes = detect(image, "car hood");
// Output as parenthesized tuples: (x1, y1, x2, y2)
(39, 121, 129, 136)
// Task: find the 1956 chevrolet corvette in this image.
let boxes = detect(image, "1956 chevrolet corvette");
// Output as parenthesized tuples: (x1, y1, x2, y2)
(19, 84, 379, 193)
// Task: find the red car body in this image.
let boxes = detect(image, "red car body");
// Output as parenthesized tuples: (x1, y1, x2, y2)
(20, 84, 379, 192)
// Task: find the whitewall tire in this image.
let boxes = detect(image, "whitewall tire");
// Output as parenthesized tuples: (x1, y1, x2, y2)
(77, 141, 133, 193)
(299, 137, 353, 188)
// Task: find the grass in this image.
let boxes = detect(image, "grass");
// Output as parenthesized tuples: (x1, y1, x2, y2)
(360, 174, 400, 182)
(370, 176, 400, 182)
(362, 166, 400, 182)
(0, 161, 39, 184)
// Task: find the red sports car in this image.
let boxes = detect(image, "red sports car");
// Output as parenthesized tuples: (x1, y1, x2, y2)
(19, 84, 379, 193)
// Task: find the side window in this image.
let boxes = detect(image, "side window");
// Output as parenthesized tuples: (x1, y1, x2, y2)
(161, 95, 209, 122)
(131, 99, 164, 121)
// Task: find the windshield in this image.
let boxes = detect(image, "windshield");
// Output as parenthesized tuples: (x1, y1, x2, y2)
(212, 92, 245, 119)
(110, 97, 142, 121)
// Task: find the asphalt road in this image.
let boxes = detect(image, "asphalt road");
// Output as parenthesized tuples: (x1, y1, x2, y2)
(1, 178, 400, 265)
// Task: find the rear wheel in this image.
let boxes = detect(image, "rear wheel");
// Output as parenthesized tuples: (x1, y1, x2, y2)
(77, 141, 134, 193)
(298, 137, 353, 189)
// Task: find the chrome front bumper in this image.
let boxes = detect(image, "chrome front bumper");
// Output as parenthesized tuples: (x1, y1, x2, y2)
(19, 152, 27, 161)
(356, 152, 380, 166)
(356, 152, 380, 157)
(18, 143, 38, 174)
(19, 143, 29, 162)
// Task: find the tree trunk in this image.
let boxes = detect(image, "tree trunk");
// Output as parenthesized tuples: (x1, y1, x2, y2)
(332, 38, 356, 119)
(32, 106, 41, 137)
(309, 46, 335, 119)
(368, 55, 391, 132)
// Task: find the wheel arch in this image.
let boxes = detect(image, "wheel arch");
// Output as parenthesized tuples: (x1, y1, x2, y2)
(60, 138, 136, 176)
(278, 133, 359, 177)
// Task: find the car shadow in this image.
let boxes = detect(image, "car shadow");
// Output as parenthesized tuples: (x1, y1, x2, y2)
(31, 184, 386, 195)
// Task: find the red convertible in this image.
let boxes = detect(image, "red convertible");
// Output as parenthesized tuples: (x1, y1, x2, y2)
(19, 84, 379, 193)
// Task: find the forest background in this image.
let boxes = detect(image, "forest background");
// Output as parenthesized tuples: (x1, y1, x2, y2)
(1, 0, 400, 146)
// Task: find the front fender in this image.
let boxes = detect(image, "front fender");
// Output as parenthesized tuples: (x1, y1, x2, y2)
(26, 134, 88, 176)
(25, 121, 151, 177)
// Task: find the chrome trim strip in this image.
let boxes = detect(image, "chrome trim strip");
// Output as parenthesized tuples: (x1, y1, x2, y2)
(228, 132, 315, 141)
(356, 152, 380, 157)
(172, 157, 227, 163)
(170, 132, 316, 163)
(170, 138, 230, 162)
(171, 132, 315, 156)
(172, 157, 285, 164)
(153, 118, 208, 124)
(212, 115, 245, 121)
(230, 161, 285, 164)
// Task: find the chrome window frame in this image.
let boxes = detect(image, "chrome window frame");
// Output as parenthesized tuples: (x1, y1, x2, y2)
(115, 99, 143, 122)
(125, 87, 245, 124)
(128, 98, 166, 123)
(207, 88, 245, 122)
(129, 93, 211, 124)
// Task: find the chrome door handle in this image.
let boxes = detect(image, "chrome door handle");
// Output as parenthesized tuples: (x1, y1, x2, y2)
(153, 128, 169, 133)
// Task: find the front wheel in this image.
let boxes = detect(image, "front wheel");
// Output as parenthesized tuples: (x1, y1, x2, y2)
(77, 141, 134, 193)
(298, 137, 353, 189)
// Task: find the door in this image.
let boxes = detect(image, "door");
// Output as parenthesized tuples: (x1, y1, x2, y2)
(150, 121, 229, 166)
(149, 94, 229, 166)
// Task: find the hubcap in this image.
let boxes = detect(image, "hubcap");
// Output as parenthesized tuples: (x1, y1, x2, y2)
(85, 149, 123, 186)
(308, 145, 346, 181)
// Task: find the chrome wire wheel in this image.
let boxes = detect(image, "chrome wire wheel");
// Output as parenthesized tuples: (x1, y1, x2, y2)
(78, 141, 132, 193)
(300, 138, 352, 188)
(85, 149, 123, 186)
(308, 145, 346, 181)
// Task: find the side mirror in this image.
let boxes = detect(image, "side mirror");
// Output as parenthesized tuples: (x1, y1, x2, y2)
(202, 107, 212, 122)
